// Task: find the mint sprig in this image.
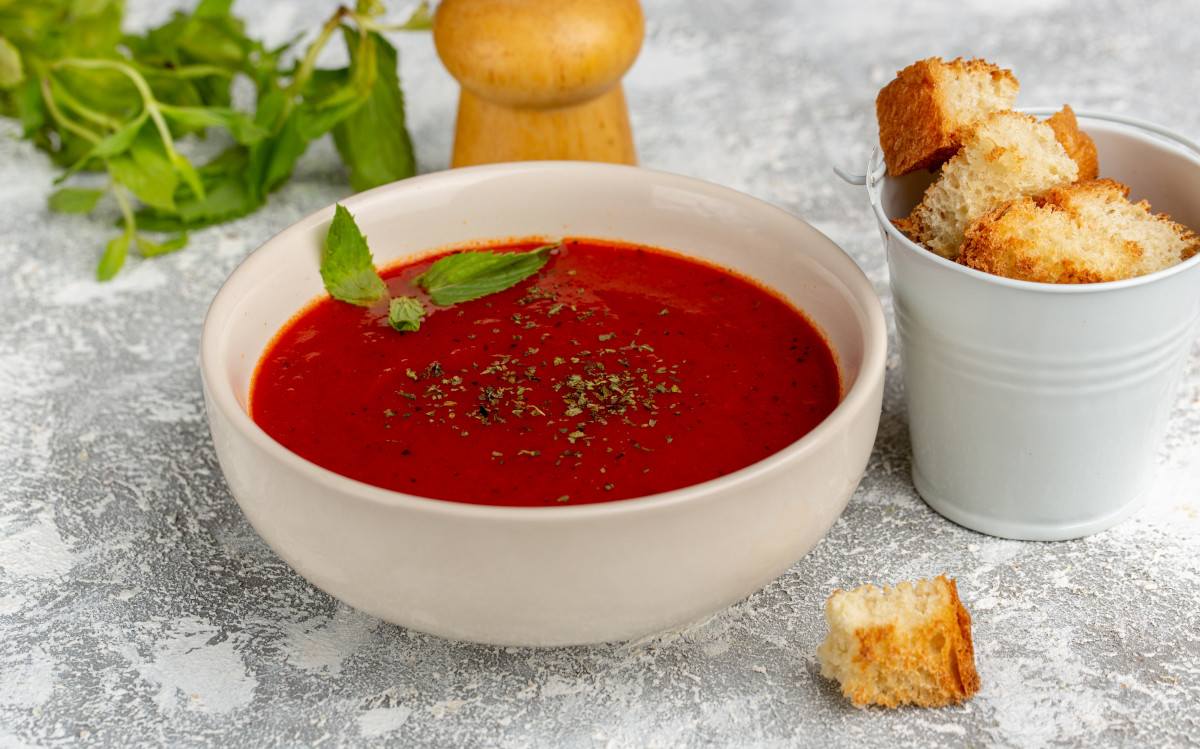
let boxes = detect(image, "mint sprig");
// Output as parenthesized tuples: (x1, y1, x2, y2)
(1, 0, 431, 280)
(415, 243, 559, 306)
(322, 204, 387, 306)
(321, 205, 559, 334)
(388, 296, 426, 332)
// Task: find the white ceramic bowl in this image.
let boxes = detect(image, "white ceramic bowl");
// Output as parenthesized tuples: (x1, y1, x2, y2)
(868, 110, 1200, 541)
(201, 162, 886, 646)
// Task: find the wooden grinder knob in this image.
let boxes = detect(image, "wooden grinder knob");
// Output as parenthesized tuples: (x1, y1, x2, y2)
(433, 0, 644, 167)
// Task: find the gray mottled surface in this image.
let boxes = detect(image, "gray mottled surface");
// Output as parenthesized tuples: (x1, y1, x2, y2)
(3, 0, 1200, 746)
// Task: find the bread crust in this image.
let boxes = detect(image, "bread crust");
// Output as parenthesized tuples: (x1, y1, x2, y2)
(1047, 104, 1099, 181)
(959, 195, 1113, 282)
(817, 575, 980, 708)
(903, 110, 1078, 259)
(960, 178, 1200, 283)
(876, 57, 1018, 177)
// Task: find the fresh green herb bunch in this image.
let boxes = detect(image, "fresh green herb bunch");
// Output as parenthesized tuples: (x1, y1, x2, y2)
(0, 0, 430, 279)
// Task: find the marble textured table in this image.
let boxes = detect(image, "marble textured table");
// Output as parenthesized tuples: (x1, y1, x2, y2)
(3, 1, 1199, 746)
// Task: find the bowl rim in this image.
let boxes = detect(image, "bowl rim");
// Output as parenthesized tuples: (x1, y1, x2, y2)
(201, 161, 888, 521)
(867, 108, 1200, 294)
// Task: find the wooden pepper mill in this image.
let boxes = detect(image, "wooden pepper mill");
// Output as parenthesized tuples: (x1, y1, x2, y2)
(433, 0, 644, 167)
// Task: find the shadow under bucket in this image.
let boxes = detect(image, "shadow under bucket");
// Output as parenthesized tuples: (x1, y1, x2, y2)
(864, 110, 1200, 541)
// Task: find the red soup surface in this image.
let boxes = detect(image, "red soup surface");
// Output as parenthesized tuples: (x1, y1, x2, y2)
(250, 239, 840, 507)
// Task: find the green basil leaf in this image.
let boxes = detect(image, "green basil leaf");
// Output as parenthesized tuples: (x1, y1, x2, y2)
(126, 2, 251, 109)
(171, 177, 259, 227)
(400, 2, 434, 30)
(53, 116, 139, 185)
(50, 65, 141, 118)
(167, 148, 205, 202)
(61, 0, 124, 61)
(388, 296, 426, 332)
(134, 231, 189, 257)
(129, 0, 249, 71)
(292, 66, 366, 142)
(136, 68, 207, 114)
(109, 154, 174, 212)
(322, 204, 387, 306)
(97, 230, 131, 281)
(138, 145, 262, 230)
(243, 85, 297, 198)
(0, 36, 23, 89)
(137, 180, 261, 231)
(417, 244, 558, 306)
(48, 187, 106, 213)
(331, 31, 415, 191)
(159, 104, 268, 144)
(293, 93, 366, 142)
(55, 111, 148, 184)
(15, 77, 46, 137)
(177, 20, 248, 70)
(251, 84, 288, 130)
(194, 0, 235, 20)
(107, 126, 179, 212)
(356, 0, 388, 19)
(254, 114, 311, 195)
(87, 111, 150, 159)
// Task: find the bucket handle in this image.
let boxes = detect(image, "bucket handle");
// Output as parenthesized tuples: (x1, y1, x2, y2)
(832, 109, 1200, 186)
(833, 158, 885, 187)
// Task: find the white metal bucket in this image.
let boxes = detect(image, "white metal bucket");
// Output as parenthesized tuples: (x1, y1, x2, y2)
(861, 110, 1200, 540)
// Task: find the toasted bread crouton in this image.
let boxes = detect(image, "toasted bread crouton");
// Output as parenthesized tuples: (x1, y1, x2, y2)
(959, 178, 1200, 283)
(901, 110, 1079, 259)
(1047, 105, 1099, 181)
(1042, 179, 1200, 270)
(958, 194, 1128, 282)
(876, 57, 1019, 177)
(817, 575, 980, 709)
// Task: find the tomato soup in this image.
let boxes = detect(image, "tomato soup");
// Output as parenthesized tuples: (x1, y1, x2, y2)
(250, 240, 840, 506)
